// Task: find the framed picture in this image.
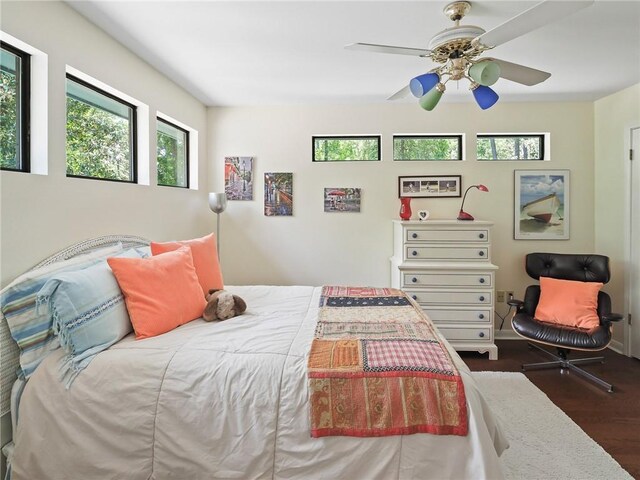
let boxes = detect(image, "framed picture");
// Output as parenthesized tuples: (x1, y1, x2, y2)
(264, 172, 293, 216)
(225, 156, 253, 200)
(324, 188, 361, 212)
(398, 175, 461, 198)
(514, 170, 570, 240)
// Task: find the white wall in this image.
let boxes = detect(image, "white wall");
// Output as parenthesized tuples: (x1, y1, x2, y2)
(594, 83, 640, 347)
(209, 101, 596, 335)
(0, 1, 210, 288)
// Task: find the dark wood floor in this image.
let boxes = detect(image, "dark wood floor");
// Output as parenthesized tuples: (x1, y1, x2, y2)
(461, 340, 640, 479)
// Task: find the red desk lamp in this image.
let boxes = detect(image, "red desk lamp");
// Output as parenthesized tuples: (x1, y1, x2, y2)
(458, 184, 488, 221)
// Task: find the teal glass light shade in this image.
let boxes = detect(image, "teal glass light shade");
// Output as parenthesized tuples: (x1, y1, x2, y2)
(410, 72, 440, 98)
(469, 61, 501, 86)
(419, 83, 444, 111)
(471, 84, 499, 110)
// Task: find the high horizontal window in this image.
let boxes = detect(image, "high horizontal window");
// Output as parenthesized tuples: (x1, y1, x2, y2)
(477, 134, 545, 161)
(157, 118, 189, 188)
(66, 74, 137, 182)
(393, 135, 462, 161)
(1, 41, 30, 172)
(312, 136, 380, 162)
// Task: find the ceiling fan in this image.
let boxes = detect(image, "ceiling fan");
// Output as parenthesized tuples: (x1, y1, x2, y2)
(346, 0, 593, 110)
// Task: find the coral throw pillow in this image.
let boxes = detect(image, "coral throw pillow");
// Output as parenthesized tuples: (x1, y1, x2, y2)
(107, 246, 206, 339)
(150, 233, 223, 295)
(534, 276, 603, 329)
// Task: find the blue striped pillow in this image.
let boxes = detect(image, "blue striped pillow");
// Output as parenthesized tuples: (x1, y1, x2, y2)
(0, 244, 125, 379)
(37, 248, 147, 387)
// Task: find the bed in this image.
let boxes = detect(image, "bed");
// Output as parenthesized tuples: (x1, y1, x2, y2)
(1, 236, 508, 479)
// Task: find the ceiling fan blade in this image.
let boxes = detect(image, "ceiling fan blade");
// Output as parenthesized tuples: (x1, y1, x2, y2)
(345, 43, 431, 57)
(474, 0, 594, 48)
(387, 85, 411, 101)
(490, 58, 551, 86)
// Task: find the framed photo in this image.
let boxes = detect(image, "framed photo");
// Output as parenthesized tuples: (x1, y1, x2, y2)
(324, 188, 361, 212)
(264, 172, 293, 216)
(514, 170, 570, 240)
(225, 156, 253, 200)
(398, 175, 461, 198)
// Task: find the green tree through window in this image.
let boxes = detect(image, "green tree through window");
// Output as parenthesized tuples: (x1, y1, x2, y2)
(66, 75, 136, 182)
(1, 42, 29, 171)
(157, 118, 188, 188)
(313, 136, 380, 161)
(393, 136, 462, 161)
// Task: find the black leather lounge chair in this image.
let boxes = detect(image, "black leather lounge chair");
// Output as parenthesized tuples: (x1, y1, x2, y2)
(509, 253, 623, 392)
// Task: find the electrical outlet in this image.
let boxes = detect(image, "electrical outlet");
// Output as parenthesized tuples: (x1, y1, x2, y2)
(497, 290, 514, 303)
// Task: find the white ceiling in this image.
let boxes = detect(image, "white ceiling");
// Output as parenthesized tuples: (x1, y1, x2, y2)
(67, 1, 640, 107)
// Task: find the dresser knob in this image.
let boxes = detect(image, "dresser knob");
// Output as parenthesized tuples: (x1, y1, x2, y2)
(412, 233, 418, 239)
(478, 251, 485, 257)
(479, 296, 485, 302)
(479, 233, 485, 239)
(412, 277, 418, 283)
(479, 332, 485, 338)
(479, 278, 485, 284)
(412, 295, 417, 300)
(412, 250, 418, 256)
(478, 313, 485, 319)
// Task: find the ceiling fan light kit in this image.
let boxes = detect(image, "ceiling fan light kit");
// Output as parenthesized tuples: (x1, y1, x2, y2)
(346, 0, 594, 112)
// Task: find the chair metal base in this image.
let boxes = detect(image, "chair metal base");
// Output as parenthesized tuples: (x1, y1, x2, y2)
(522, 342, 613, 393)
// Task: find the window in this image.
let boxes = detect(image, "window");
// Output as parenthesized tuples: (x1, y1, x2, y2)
(1, 41, 30, 172)
(393, 135, 462, 161)
(157, 118, 189, 188)
(477, 134, 545, 161)
(312, 136, 380, 161)
(66, 74, 137, 182)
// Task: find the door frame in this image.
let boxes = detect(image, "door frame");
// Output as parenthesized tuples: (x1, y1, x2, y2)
(624, 124, 640, 357)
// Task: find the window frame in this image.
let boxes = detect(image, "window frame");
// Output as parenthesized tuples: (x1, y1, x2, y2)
(156, 116, 190, 189)
(393, 134, 463, 161)
(1, 41, 31, 173)
(476, 133, 546, 161)
(65, 73, 138, 183)
(312, 135, 381, 162)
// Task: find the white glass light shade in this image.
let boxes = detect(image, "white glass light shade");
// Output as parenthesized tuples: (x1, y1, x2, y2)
(208, 192, 227, 214)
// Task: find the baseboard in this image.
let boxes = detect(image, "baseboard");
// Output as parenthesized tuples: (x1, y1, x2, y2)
(608, 339, 625, 355)
(495, 330, 524, 340)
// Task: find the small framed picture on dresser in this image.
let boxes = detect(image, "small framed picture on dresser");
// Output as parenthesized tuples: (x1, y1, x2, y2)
(398, 175, 461, 198)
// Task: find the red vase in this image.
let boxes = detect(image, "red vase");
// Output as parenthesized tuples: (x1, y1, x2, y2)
(399, 197, 412, 220)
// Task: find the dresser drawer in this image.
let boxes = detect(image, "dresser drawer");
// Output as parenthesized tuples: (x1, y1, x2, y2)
(403, 272, 491, 287)
(405, 245, 489, 261)
(439, 326, 491, 342)
(406, 229, 489, 243)
(406, 290, 492, 305)
(423, 308, 491, 324)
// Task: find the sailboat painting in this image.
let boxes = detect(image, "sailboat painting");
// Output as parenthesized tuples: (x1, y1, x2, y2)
(514, 170, 570, 240)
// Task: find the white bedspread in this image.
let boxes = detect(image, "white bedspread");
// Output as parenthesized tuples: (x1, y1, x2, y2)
(11, 286, 508, 479)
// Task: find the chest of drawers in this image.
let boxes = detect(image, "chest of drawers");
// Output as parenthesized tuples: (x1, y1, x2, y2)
(390, 220, 498, 359)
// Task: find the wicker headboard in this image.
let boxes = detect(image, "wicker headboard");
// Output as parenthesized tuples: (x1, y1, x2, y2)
(0, 235, 150, 418)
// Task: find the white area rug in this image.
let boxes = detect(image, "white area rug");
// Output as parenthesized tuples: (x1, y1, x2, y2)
(472, 371, 632, 480)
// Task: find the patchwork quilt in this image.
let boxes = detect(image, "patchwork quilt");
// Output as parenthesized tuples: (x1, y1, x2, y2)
(308, 286, 468, 437)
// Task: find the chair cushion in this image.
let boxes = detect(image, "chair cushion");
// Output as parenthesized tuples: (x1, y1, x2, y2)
(534, 277, 602, 329)
(512, 314, 611, 351)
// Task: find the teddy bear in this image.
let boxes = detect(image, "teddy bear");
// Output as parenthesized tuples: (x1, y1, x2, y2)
(203, 289, 247, 322)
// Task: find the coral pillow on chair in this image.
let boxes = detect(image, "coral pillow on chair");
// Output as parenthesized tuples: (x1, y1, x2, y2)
(534, 276, 603, 329)
(150, 233, 223, 295)
(107, 246, 206, 339)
